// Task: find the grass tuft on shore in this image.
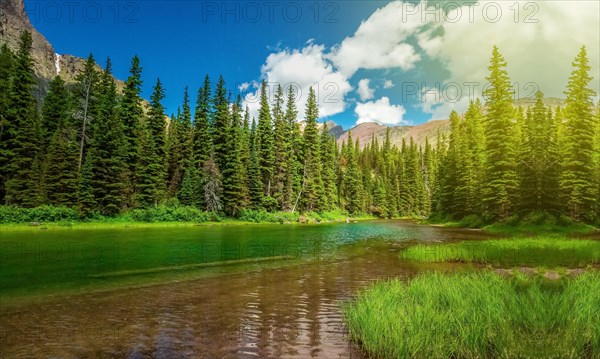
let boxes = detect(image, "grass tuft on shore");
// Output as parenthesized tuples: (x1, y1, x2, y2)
(344, 272, 600, 359)
(400, 237, 600, 267)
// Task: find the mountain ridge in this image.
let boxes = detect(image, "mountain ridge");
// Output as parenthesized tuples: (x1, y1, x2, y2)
(0, 0, 567, 150)
(0, 0, 124, 96)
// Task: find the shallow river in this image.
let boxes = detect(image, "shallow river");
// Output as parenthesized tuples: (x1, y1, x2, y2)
(0, 220, 489, 358)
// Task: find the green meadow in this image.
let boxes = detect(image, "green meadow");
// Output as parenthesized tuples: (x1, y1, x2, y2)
(344, 235, 600, 358)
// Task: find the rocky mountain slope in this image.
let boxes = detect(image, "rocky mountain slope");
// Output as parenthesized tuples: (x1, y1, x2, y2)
(337, 120, 450, 149)
(1, 0, 566, 150)
(333, 96, 568, 149)
(0, 0, 124, 97)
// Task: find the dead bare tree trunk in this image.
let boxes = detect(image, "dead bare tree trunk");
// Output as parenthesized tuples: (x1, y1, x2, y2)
(291, 164, 307, 214)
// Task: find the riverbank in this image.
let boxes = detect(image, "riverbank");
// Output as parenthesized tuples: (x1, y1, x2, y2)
(0, 210, 375, 232)
(344, 271, 600, 359)
(400, 237, 600, 267)
(424, 216, 598, 236)
(345, 234, 600, 358)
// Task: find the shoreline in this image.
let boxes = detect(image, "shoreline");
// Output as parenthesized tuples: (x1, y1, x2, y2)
(422, 220, 598, 236)
(0, 216, 376, 232)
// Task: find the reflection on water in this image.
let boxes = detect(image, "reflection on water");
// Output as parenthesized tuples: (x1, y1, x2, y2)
(0, 220, 489, 358)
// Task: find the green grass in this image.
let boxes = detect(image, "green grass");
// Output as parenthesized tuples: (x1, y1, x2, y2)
(344, 271, 600, 359)
(0, 212, 374, 232)
(424, 211, 598, 235)
(400, 237, 600, 267)
(483, 222, 597, 236)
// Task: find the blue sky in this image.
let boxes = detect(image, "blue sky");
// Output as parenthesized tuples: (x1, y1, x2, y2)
(26, 1, 600, 129)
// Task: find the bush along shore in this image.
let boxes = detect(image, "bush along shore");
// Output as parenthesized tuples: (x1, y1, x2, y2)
(344, 235, 600, 359)
(0, 204, 374, 231)
(425, 210, 598, 236)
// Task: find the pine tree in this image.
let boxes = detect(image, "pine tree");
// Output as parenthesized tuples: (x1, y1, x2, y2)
(5, 31, 40, 207)
(212, 75, 229, 172)
(180, 87, 193, 162)
(421, 137, 435, 217)
(248, 118, 263, 208)
(342, 131, 362, 214)
(272, 84, 287, 209)
(320, 125, 338, 210)
(482, 46, 519, 221)
(404, 138, 425, 216)
(300, 87, 324, 211)
(257, 81, 275, 200)
(137, 78, 167, 207)
(520, 91, 559, 214)
(147, 79, 167, 163)
(77, 152, 96, 216)
(431, 131, 448, 216)
(73, 54, 98, 172)
(179, 164, 202, 207)
(397, 139, 409, 216)
(90, 58, 126, 215)
(120, 55, 144, 209)
(42, 76, 79, 206)
(168, 89, 193, 200)
(178, 88, 203, 209)
(193, 75, 212, 168)
(0, 44, 13, 121)
(0, 44, 14, 203)
(222, 96, 248, 216)
(462, 99, 486, 216)
(41, 76, 71, 148)
(238, 107, 251, 209)
(559, 47, 598, 222)
(283, 85, 302, 211)
(437, 111, 461, 217)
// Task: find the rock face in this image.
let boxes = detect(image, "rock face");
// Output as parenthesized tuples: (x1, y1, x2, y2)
(296, 116, 449, 149)
(337, 120, 450, 149)
(0, 0, 124, 98)
(0, 0, 57, 96)
(324, 120, 344, 138)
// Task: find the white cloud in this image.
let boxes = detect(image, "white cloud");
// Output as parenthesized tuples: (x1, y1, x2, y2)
(327, 1, 425, 77)
(355, 97, 407, 126)
(238, 82, 250, 92)
(245, 0, 599, 124)
(420, 86, 471, 120)
(243, 44, 352, 121)
(357, 79, 375, 101)
(335, 0, 599, 119)
(417, 0, 600, 100)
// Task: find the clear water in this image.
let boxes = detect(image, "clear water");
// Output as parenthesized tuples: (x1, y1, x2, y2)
(0, 220, 489, 358)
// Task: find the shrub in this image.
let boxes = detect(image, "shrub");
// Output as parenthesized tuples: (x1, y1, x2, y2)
(457, 214, 484, 228)
(0, 205, 79, 223)
(237, 210, 300, 223)
(307, 211, 323, 223)
(319, 210, 348, 221)
(129, 205, 210, 223)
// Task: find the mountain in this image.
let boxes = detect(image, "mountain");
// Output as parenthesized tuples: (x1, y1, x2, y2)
(514, 97, 566, 109)
(1, 0, 564, 151)
(0, 0, 124, 97)
(333, 97, 568, 149)
(336, 120, 450, 149)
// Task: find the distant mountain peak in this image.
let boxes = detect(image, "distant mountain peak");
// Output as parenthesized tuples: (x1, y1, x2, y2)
(337, 120, 449, 148)
(0, 0, 126, 97)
